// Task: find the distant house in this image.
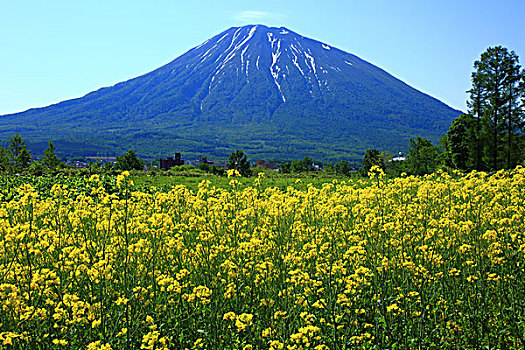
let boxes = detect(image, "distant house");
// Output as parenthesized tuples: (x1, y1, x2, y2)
(389, 152, 406, 162)
(391, 156, 406, 162)
(160, 153, 184, 170)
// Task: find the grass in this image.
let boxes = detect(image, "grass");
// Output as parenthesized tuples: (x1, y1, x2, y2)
(130, 171, 355, 192)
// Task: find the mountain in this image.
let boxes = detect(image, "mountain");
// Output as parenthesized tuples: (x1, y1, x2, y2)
(0, 25, 461, 162)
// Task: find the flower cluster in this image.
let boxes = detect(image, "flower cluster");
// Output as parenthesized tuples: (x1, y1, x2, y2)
(0, 167, 524, 348)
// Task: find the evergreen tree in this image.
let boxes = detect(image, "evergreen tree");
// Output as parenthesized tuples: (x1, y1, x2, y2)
(42, 140, 61, 169)
(227, 150, 251, 177)
(291, 156, 314, 173)
(469, 46, 524, 170)
(360, 149, 385, 176)
(406, 137, 441, 176)
(502, 51, 523, 169)
(444, 114, 477, 171)
(8, 133, 31, 169)
(115, 149, 144, 171)
(335, 160, 352, 176)
(467, 69, 487, 170)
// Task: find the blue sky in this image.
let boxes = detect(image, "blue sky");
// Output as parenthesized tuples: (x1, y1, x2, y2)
(1, 0, 524, 114)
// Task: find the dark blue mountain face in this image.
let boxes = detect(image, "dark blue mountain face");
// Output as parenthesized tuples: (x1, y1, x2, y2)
(0, 25, 461, 161)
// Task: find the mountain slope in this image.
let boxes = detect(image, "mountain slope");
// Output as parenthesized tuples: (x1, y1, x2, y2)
(0, 25, 461, 161)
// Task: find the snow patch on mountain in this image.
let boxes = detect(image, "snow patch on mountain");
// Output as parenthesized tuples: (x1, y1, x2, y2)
(216, 33, 229, 44)
(269, 37, 285, 102)
(193, 26, 358, 100)
(304, 50, 317, 74)
(291, 50, 306, 79)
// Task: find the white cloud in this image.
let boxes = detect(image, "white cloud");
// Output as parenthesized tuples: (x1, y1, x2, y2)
(234, 10, 285, 24)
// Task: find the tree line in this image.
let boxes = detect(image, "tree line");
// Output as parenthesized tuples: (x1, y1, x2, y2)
(0, 134, 61, 174)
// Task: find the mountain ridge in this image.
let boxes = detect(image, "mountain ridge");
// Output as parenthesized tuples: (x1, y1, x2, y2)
(0, 25, 461, 161)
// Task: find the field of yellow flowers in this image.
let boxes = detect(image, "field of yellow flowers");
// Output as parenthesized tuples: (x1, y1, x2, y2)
(0, 168, 524, 349)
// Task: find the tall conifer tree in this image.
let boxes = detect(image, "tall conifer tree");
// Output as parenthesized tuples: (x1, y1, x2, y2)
(468, 46, 524, 170)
